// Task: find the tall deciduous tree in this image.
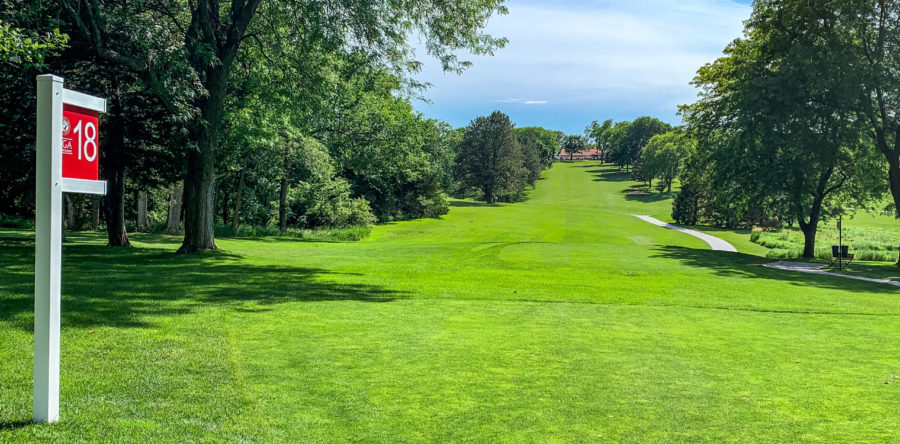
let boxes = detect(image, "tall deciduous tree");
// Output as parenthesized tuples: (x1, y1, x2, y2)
(60, 0, 508, 252)
(561, 135, 587, 161)
(607, 117, 670, 172)
(586, 119, 612, 162)
(683, 0, 883, 258)
(641, 132, 690, 193)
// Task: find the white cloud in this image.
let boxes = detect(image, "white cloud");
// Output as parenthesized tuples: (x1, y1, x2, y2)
(414, 0, 751, 132)
(523, 100, 548, 105)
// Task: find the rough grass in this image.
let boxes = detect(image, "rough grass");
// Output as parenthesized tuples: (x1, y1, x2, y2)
(213, 224, 371, 241)
(751, 225, 899, 262)
(2, 163, 900, 442)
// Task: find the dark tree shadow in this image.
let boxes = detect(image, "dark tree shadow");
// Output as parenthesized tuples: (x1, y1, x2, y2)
(651, 245, 899, 294)
(587, 169, 632, 182)
(449, 200, 499, 208)
(623, 190, 675, 203)
(0, 238, 405, 332)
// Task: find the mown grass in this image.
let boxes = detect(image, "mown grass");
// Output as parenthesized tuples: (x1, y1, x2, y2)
(2, 162, 900, 442)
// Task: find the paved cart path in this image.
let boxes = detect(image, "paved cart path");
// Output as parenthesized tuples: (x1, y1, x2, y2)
(764, 261, 900, 288)
(633, 215, 738, 252)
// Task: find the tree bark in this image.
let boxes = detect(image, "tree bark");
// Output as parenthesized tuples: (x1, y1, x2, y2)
(232, 157, 248, 232)
(91, 196, 100, 231)
(136, 190, 148, 232)
(279, 176, 288, 231)
(797, 195, 824, 259)
(279, 144, 290, 231)
(177, 0, 261, 252)
(178, 96, 221, 252)
(65, 194, 76, 228)
(100, 112, 130, 247)
(166, 184, 183, 234)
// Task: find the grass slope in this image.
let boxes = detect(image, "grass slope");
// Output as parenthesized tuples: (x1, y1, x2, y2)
(1, 162, 899, 442)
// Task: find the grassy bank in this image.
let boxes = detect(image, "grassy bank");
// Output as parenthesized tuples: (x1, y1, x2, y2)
(751, 216, 899, 262)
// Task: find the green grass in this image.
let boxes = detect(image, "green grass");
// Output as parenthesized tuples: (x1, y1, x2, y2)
(751, 221, 900, 262)
(2, 162, 900, 442)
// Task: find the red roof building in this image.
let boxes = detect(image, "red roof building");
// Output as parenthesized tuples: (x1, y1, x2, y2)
(556, 148, 602, 160)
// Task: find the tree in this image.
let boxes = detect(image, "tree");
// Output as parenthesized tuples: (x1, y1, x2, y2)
(606, 117, 670, 171)
(641, 132, 690, 193)
(585, 119, 612, 162)
(840, 0, 900, 264)
(454, 111, 522, 204)
(682, 0, 883, 258)
(517, 126, 561, 167)
(60, 0, 508, 252)
(561, 135, 587, 161)
(0, 19, 66, 67)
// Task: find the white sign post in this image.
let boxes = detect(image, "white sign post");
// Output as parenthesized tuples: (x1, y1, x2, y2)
(34, 74, 107, 423)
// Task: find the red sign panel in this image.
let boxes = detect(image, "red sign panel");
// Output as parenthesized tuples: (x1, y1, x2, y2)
(62, 104, 100, 180)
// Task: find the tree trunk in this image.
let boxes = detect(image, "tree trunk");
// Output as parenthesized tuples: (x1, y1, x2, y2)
(797, 195, 824, 259)
(178, 68, 230, 253)
(65, 194, 76, 228)
(667, 181, 672, 193)
(100, 113, 130, 247)
(136, 190, 148, 232)
(232, 157, 248, 232)
(279, 144, 289, 231)
(91, 196, 100, 231)
(484, 190, 494, 204)
(886, 156, 900, 266)
(166, 184, 184, 234)
(279, 176, 288, 231)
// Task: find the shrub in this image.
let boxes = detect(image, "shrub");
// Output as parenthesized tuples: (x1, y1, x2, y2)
(672, 184, 700, 225)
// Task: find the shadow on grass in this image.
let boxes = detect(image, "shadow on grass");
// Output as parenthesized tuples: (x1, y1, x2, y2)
(587, 169, 632, 182)
(652, 245, 898, 294)
(449, 200, 499, 208)
(0, 419, 33, 431)
(623, 190, 676, 203)
(0, 238, 405, 332)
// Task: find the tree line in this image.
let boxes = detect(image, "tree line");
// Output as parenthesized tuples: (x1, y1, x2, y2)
(0, 0, 536, 252)
(578, 1, 900, 264)
(671, 0, 899, 261)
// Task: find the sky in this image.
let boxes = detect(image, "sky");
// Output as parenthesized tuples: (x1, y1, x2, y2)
(411, 0, 753, 134)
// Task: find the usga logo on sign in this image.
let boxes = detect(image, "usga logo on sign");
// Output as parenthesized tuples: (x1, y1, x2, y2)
(61, 116, 72, 155)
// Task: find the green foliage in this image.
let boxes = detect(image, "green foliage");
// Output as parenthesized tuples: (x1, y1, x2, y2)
(517, 126, 561, 168)
(585, 119, 613, 160)
(0, 20, 66, 68)
(213, 224, 371, 242)
(560, 134, 588, 160)
(679, 0, 888, 254)
(641, 131, 690, 193)
(606, 117, 670, 170)
(289, 179, 377, 229)
(454, 111, 529, 203)
(671, 183, 700, 225)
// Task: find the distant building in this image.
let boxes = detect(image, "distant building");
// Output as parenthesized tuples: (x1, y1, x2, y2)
(556, 148, 602, 161)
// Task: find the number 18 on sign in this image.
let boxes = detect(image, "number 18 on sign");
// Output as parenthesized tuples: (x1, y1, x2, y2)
(34, 75, 107, 423)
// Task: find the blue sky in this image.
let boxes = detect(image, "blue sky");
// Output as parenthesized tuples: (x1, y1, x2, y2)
(412, 0, 752, 134)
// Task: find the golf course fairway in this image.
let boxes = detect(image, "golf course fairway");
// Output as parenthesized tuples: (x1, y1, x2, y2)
(1, 162, 899, 442)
